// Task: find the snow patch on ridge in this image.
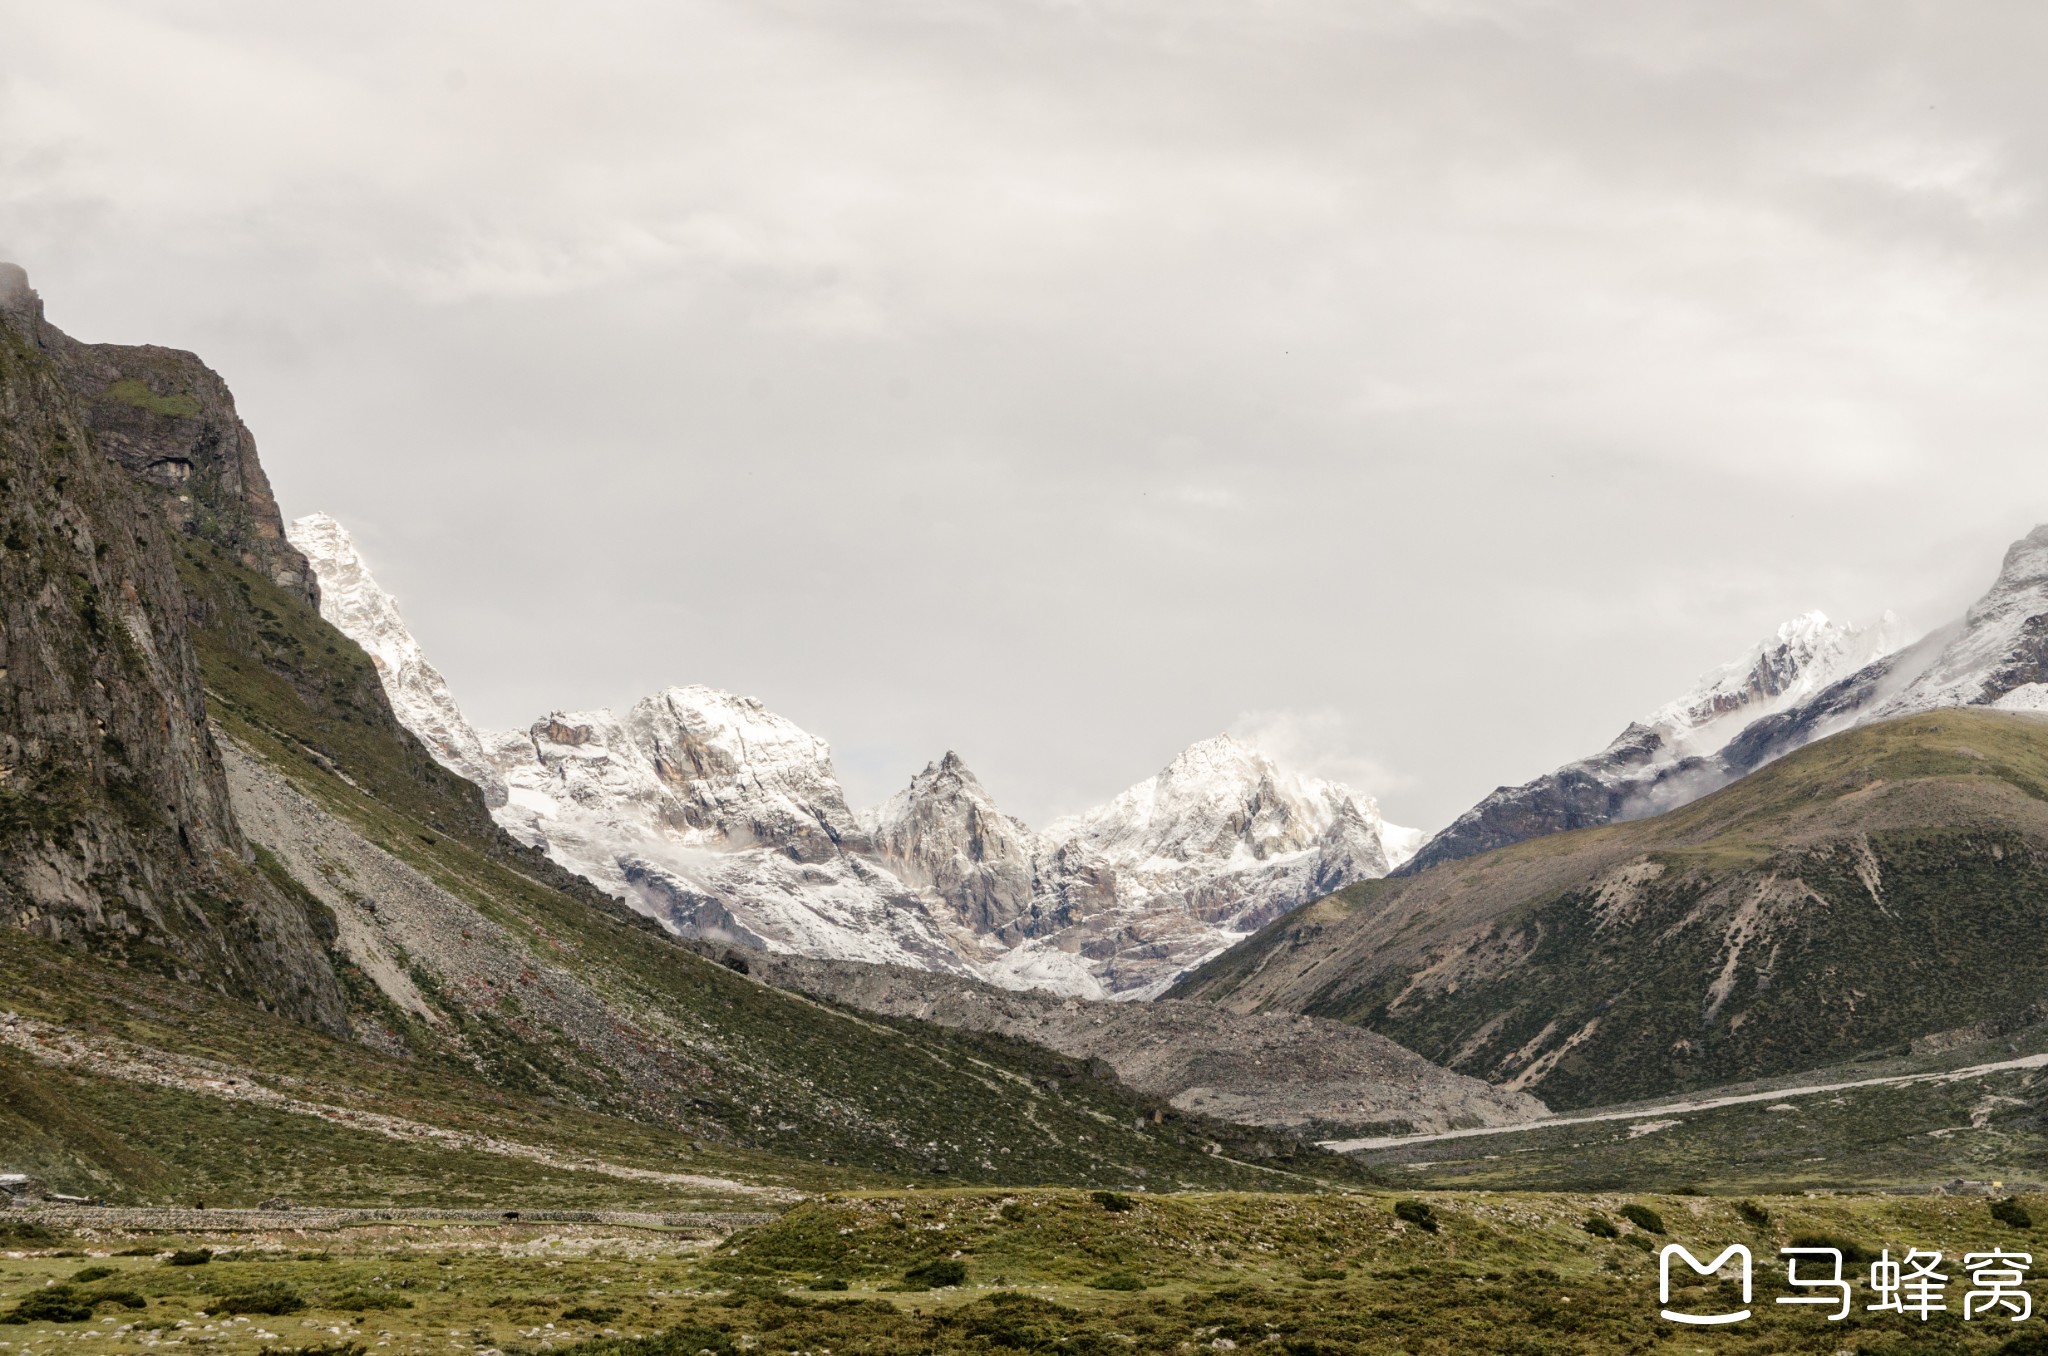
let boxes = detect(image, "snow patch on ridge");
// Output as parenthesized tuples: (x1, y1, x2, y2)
(286, 513, 507, 806)
(1877, 526, 2048, 716)
(1638, 609, 1904, 760)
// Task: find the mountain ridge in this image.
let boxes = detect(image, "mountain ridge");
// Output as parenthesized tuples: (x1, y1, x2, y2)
(1171, 704, 2048, 1109)
(1403, 608, 1904, 873)
(286, 514, 1419, 998)
(1406, 523, 2048, 875)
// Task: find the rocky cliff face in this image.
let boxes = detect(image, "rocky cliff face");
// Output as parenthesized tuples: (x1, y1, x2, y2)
(0, 264, 343, 1028)
(866, 752, 1038, 935)
(27, 296, 315, 604)
(284, 513, 507, 806)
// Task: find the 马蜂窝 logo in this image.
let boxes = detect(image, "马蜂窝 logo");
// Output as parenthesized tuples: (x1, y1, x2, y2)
(1655, 1244, 2034, 1326)
(1659, 1245, 1751, 1325)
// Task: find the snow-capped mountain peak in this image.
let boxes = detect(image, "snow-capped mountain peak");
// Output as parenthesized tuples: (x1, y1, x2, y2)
(1638, 609, 1904, 759)
(1412, 522, 2048, 876)
(1880, 525, 2048, 714)
(625, 685, 863, 859)
(1054, 733, 1405, 873)
(1406, 608, 1908, 874)
(867, 752, 1038, 935)
(285, 513, 507, 806)
(294, 509, 1422, 998)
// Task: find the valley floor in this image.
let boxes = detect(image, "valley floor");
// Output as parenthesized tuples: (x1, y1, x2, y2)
(1355, 1028, 2048, 1197)
(7, 1188, 2048, 1354)
(1330, 1049, 2048, 1152)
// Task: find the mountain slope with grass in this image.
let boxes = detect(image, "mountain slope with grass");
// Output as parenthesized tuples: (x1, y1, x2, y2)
(0, 264, 1374, 1201)
(1173, 706, 2048, 1111)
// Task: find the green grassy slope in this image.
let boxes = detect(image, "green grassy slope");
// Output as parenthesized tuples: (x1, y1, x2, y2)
(1172, 709, 2048, 1112)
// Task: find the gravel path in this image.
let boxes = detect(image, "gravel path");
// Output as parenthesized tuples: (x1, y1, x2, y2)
(1322, 1050, 2048, 1152)
(5, 1204, 775, 1234)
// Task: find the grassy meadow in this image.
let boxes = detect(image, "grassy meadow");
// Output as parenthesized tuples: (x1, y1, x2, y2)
(8, 1189, 2048, 1354)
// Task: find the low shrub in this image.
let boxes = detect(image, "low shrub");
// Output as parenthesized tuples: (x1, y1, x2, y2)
(1735, 1201, 1771, 1227)
(899, 1259, 966, 1289)
(1618, 1204, 1665, 1234)
(70, 1265, 115, 1283)
(1393, 1200, 1439, 1233)
(0, 1286, 95, 1324)
(212, 1282, 306, 1316)
(1090, 1191, 1135, 1213)
(1581, 1216, 1619, 1239)
(807, 1278, 848, 1292)
(166, 1249, 212, 1267)
(1993, 1197, 2035, 1230)
(563, 1305, 621, 1323)
(958, 1293, 1082, 1350)
(0, 1220, 58, 1246)
(1090, 1271, 1147, 1291)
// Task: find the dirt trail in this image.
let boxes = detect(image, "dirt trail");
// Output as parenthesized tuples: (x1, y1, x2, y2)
(1323, 1050, 2048, 1153)
(11, 1204, 774, 1234)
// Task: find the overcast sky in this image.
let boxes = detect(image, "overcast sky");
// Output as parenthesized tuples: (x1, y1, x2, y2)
(7, 1, 2048, 830)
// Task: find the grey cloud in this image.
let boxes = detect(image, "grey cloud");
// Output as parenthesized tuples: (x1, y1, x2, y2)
(4, 0, 2047, 828)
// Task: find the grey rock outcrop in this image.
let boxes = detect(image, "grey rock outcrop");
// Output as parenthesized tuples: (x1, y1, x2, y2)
(866, 752, 1038, 935)
(4, 265, 316, 602)
(0, 264, 344, 1029)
